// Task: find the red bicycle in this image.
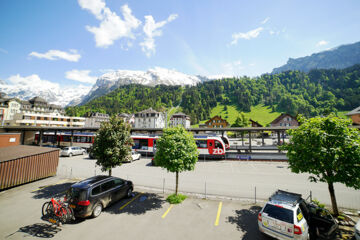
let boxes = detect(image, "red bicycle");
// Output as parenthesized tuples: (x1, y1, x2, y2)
(42, 197, 74, 225)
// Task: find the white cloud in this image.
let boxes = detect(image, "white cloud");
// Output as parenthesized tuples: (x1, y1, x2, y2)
(140, 14, 178, 57)
(0, 48, 8, 54)
(65, 69, 97, 84)
(29, 49, 81, 62)
(317, 40, 329, 46)
(79, 0, 141, 48)
(231, 27, 263, 45)
(8, 74, 60, 89)
(222, 60, 244, 75)
(261, 17, 270, 24)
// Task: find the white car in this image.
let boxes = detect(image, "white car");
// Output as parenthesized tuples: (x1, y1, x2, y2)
(60, 146, 86, 157)
(355, 219, 360, 240)
(131, 150, 141, 161)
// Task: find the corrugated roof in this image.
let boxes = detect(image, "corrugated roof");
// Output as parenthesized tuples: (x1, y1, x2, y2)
(345, 106, 360, 116)
(0, 145, 59, 162)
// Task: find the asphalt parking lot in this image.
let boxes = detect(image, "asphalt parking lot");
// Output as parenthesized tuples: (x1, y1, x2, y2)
(0, 177, 267, 240)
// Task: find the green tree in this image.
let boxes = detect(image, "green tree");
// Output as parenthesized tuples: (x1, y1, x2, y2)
(232, 112, 249, 127)
(154, 126, 199, 195)
(93, 116, 133, 176)
(281, 115, 360, 216)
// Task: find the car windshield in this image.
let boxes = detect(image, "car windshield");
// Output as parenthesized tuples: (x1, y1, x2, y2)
(67, 187, 87, 201)
(263, 204, 294, 224)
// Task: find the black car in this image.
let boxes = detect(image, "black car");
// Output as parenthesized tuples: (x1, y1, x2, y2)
(66, 175, 133, 218)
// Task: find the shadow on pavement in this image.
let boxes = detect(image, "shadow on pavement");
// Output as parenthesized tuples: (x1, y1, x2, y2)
(6, 223, 61, 238)
(106, 192, 165, 215)
(32, 182, 75, 199)
(227, 205, 272, 240)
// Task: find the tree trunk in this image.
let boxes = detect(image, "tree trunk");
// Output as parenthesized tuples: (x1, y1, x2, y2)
(328, 182, 339, 216)
(109, 168, 112, 176)
(175, 171, 179, 196)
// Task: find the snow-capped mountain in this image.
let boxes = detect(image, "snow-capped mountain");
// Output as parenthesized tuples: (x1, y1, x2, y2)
(0, 75, 91, 107)
(79, 67, 204, 105)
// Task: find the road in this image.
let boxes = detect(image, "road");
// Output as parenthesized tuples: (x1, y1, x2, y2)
(57, 154, 360, 210)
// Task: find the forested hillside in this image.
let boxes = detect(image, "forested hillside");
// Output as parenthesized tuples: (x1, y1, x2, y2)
(66, 64, 360, 124)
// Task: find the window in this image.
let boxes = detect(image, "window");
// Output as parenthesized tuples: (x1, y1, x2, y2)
(92, 186, 101, 195)
(196, 140, 207, 148)
(101, 180, 115, 192)
(114, 178, 124, 186)
(280, 123, 282, 126)
(263, 204, 294, 224)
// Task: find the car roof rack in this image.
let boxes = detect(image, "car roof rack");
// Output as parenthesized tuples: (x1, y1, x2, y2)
(269, 190, 303, 206)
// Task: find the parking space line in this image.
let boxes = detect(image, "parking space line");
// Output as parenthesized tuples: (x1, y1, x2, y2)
(214, 202, 222, 226)
(161, 204, 173, 219)
(119, 193, 143, 210)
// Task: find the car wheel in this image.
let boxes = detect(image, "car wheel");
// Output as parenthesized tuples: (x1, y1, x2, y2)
(69, 153, 72, 157)
(127, 188, 133, 198)
(92, 203, 102, 218)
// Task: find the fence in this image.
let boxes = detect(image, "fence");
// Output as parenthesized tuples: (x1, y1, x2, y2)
(57, 164, 360, 210)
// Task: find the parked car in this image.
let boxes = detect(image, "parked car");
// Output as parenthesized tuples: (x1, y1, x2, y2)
(258, 190, 338, 240)
(66, 175, 133, 218)
(355, 219, 360, 240)
(131, 150, 141, 161)
(60, 146, 86, 157)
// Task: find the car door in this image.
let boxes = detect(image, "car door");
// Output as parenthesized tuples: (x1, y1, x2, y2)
(111, 178, 127, 202)
(99, 180, 115, 207)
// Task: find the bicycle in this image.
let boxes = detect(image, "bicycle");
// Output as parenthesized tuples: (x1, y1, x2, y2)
(41, 197, 74, 225)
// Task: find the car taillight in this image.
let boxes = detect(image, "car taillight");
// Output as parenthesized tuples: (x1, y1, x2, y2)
(294, 225, 302, 235)
(78, 200, 90, 206)
(258, 213, 262, 221)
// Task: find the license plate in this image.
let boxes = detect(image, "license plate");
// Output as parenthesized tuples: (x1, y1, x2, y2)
(49, 218, 57, 224)
(69, 204, 76, 208)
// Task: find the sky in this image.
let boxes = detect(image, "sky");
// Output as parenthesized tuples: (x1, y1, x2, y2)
(1, 0, 360, 90)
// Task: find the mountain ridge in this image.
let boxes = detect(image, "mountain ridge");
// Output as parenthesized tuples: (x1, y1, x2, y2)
(272, 41, 360, 74)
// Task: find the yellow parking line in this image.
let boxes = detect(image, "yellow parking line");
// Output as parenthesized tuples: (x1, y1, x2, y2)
(119, 193, 143, 210)
(214, 202, 222, 226)
(161, 204, 173, 219)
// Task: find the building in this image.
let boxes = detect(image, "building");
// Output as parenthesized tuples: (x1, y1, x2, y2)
(270, 113, 299, 127)
(250, 119, 263, 127)
(169, 113, 191, 128)
(204, 116, 229, 128)
(345, 106, 360, 125)
(134, 108, 165, 128)
(118, 113, 135, 127)
(0, 96, 22, 124)
(83, 112, 110, 128)
(3, 96, 85, 127)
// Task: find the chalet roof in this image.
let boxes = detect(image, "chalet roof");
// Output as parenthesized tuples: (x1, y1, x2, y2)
(345, 106, 360, 116)
(137, 108, 160, 114)
(21, 100, 31, 105)
(270, 113, 297, 124)
(250, 119, 263, 127)
(205, 115, 229, 125)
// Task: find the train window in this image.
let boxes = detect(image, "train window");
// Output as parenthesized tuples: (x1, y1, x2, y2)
(133, 139, 149, 150)
(215, 140, 222, 148)
(209, 142, 213, 147)
(63, 136, 70, 142)
(196, 140, 207, 148)
(81, 136, 87, 143)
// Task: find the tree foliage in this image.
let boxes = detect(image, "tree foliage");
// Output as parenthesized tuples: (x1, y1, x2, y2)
(231, 112, 249, 127)
(66, 65, 360, 124)
(155, 126, 199, 195)
(281, 115, 360, 215)
(93, 116, 133, 176)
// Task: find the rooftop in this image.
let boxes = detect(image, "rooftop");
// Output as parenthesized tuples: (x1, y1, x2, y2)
(0, 145, 59, 162)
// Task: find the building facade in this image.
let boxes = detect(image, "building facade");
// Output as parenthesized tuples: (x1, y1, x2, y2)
(83, 112, 110, 128)
(204, 116, 229, 128)
(134, 108, 165, 128)
(270, 113, 299, 127)
(169, 113, 191, 128)
(118, 113, 135, 127)
(345, 106, 360, 125)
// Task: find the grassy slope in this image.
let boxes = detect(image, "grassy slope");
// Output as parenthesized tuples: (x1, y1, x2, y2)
(192, 104, 282, 127)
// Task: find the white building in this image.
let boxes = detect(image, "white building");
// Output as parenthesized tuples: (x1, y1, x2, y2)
(134, 108, 165, 128)
(118, 113, 135, 127)
(83, 112, 109, 128)
(9, 112, 85, 127)
(169, 113, 191, 128)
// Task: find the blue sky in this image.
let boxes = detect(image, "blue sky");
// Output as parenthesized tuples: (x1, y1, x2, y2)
(1, 0, 360, 88)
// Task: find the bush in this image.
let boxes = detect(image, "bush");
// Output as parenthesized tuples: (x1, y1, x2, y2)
(166, 193, 187, 204)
